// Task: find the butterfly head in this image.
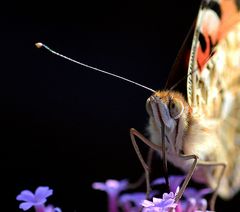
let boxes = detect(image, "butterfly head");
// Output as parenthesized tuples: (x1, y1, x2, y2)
(146, 91, 191, 153)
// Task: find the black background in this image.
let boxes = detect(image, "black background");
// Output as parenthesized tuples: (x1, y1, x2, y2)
(1, 0, 240, 211)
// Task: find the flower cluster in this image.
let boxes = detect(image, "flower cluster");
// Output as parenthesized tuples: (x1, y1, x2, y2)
(16, 186, 61, 212)
(16, 177, 213, 212)
(92, 176, 213, 212)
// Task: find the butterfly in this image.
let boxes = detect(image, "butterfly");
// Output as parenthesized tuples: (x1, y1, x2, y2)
(35, 0, 240, 210)
(129, 0, 240, 210)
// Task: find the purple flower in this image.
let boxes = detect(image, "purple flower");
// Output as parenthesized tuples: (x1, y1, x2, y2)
(183, 187, 212, 200)
(44, 205, 62, 212)
(120, 192, 145, 205)
(92, 179, 128, 195)
(152, 175, 185, 192)
(183, 197, 209, 212)
(119, 192, 146, 211)
(92, 179, 128, 212)
(44, 206, 54, 212)
(182, 187, 212, 212)
(16, 186, 53, 211)
(142, 187, 179, 212)
(151, 175, 213, 211)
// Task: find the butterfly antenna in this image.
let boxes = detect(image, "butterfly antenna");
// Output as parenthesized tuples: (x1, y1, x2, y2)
(35, 42, 156, 93)
(169, 48, 216, 91)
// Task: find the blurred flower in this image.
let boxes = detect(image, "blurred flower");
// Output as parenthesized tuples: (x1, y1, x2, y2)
(183, 187, 212, 200)
(182, 187, 212, 212)
(16, 186, 53, 211)
(92, 179, 128, 212)
(44, 206, 55, 212)
(92, 179, 128, 195)
(119, 192, 146, 212)
(44, 205, 62, 212)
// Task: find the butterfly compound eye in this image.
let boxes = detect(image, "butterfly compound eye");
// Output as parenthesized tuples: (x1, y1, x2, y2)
(169, 99, 184, 119)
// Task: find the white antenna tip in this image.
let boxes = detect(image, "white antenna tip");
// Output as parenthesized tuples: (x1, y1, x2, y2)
(35, 42, 43, 48)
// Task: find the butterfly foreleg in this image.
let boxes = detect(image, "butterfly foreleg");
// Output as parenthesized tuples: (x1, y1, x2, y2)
(174, 153, 199, 202)
(197, 161, 227, 211)
(129, 128, 162, 198)
(127, 148, 154, 190)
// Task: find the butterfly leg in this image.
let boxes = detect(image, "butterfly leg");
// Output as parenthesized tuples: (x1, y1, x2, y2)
(197, 161, 226, 211)
(127, 148, 154, 190)
(174, 153, 199, 202)
(129, 128, 163, 198)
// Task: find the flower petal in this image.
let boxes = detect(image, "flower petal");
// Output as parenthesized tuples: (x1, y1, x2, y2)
(143, 206, 161, 212)
(160, 198, 175, 208)
(162, 192, 174, 200)
(16, 190, 35, 202)
(183, 187, 197, 199)
(169, 176, 185, 192)
(106, 180, 120, 189)
(19, 202, 34, 211)
(35, 186, 53, 201)
(198, 188, 212, 198)
(151, 178, 166, 186)
(151, 175, 185, 192)
(197, 198, 207, 211)
(54, 207, 62, 212)
(118, 179, 128, 191)
(36, 198, 47, 205)
(175, 186, 180, 196)
(105, 179, 128, 191)
(44, 205, 62, 212)
(119, 192, 145, 205)
(92, 179, 128, 195)
(142, 200, 155, 207)
(185, 197, 197, 211)
(184, 187, 212, 199)
(92, 182, 107, 191)
(44, 205, 55, 212)
(152, 197, 162, 204)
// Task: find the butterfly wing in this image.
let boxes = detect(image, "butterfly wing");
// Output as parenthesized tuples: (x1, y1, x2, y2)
(164, 21, 195, 96)
(187, 0, 240, 198)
